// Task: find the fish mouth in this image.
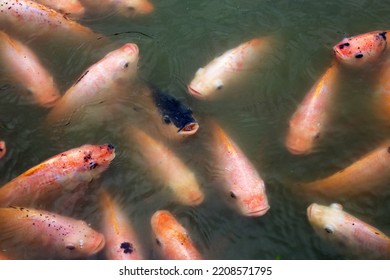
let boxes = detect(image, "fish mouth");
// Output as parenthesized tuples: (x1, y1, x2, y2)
(178, 122, 199, 135)
(187, 85, 203, 98)
(307, 204, 314, 221)
(92, 235, 106, 255)
(246, 205, 270, 217)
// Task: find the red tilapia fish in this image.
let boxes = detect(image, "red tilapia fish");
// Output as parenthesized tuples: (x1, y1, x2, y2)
(151, 210, 202, 260)
(0, 144, 115, 207)
(0, 0, 105, 45)
(0, 31, 61, 108)
(333, 31, 387, 67)
(188, 36, 273, 100)
(208, 120, 269, 217)
(33, 0, 85, 20)
(79, 0, 154, 17)
(299, 140, 390, 197)
(0, 141, 6, 159)
(100, 190, 144, 260)
(374, 56, 390, 122)
(46, 43, 139, 124)
(0, 206, 105, 259)
(285, 63, 340, 155)
(307, 203, 390, 259)
(124, 124, 204, 206)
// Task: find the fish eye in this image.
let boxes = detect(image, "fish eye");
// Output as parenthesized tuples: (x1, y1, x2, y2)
(324, 225, 334, 234)
(230, 191, 237, 199)
(215, 80, 224, 90)
(314, 133, 320, 140)
(155, 239, 161, 246)
(163, 115, 171, 124)
(123, 62, 129, 68)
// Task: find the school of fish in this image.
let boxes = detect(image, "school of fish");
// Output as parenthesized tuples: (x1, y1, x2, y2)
(0, 1, 389, 260)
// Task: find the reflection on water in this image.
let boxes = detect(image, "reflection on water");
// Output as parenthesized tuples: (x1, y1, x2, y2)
(1, 0, 390, 259)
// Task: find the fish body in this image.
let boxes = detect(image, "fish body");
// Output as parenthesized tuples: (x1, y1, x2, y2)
(0, 141, 6, 159)
(0, 0, 103, 44)
(374, 57, 390, 122)
(0, 144, 115, 207)
(150, 210, 202, 260)
(209, 120, 269, 217)
(46, 43, 139, 124)
(125, 125, 204, 206)
(333, 31, 387, 67)
(301, 140, 390, 197)
(188, 37, 273, 100)
(100, 190, 143, 260)
(0, 206, 105, 259)
(307, 203, 390, 259)
(33, 0, 85, 19)
(285, 64, 340, 155)
(0, 31, 60, 108)
(79, 0, 154, 17)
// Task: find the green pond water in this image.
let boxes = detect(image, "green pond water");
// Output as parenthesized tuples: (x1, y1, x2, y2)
(1, 0, 390, 259)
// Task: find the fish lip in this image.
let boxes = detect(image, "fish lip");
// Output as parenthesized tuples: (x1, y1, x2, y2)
(178, 122, 199, 135)
(92, 236, 106, 255)
(286, 144, 310, 156)
(245, 205, 270, 217)
(307, 204, 313, 221)
(187, 85, 203, 98)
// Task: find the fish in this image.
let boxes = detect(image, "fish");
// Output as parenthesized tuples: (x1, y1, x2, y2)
(150, 210, 202, 260)
(187, 37, 273, 100)
(148, 86, 199, 139)
(79, 0, 154, 17)
(333, 31, 387, 67)
(99, 190, 144, 260)
(0, 31, 61, 108)
(207, 119, 269, 217)
(124, 124, 204, 206)
(33, 0, 85, 19)
(0, 0, 105, 45)
(307, 203, 390, 259)
(299, 140, 390, 197)
(0, 206, 105, 259)
(374, 56, 390, 123)
(46, 43, 139, 124)
(285, 63, 340, 155)
(0, 144, 116, 208)
(0, 141, 6, 159)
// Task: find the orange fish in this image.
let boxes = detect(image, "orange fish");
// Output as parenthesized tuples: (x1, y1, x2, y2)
(188, 37, 273, 100)
(0, 144, 115, 207)
(374, 56, 390, 122)
(0, 0, 105, 45)
(0, 31, 61, 108)
(300, 140, 390, 197)
(46, 43, 139, 125)
(208, 119, 269, 217)
(150, 210, 202, 260)
(0, 206, 105, 259)
(80, 0, 154, 17)
(285, 64, 340, 155)
(33, 0, 85, 19)
(307, 203, 390, 259)
(0, 141, 6, 159)
(124, 124, 204, 206)
(100, 190, 144, 260)
(333, 31, 387, 67)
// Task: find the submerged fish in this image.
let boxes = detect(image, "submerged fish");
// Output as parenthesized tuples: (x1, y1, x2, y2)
(374, 56, 390, 123)
(0, 141, 6, 159)
(124, 124, 204, 206)
(208, 119, 269, 217)
(0, 206, 105, 259)
(188, 36, 273, 100)
(307, 203, 390, 259)
(300, 140, 390, 197)
(333, 31, 387, 67)
(100, 190, 144, 260)
(0, 144, 116, 207)
(150, 210, 202, 260)
(285, 64, 340, 155)
(46, 43, 139, 124)
(33, 0, 85, 19)
(0, 31, 61, 108)
(79, 0, 154, 17)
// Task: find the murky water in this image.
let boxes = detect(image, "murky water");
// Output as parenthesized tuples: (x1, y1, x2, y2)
(1, 0, 390, 260)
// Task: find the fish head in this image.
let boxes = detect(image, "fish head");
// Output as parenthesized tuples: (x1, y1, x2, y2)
(333, 31, 387, 67)
(61, 0, 85, 19)
(60, 221, 106, 259)
(231, 182, 270, 217)
(285, 119, 319, 155)
(103, 43, 139, 83)
(150, 210, 176, 248)
(113, 0, 154, 17)
(188, 67, 226, 99)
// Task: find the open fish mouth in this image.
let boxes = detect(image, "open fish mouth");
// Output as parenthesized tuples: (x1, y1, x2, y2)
(178, 122, 199, 135)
